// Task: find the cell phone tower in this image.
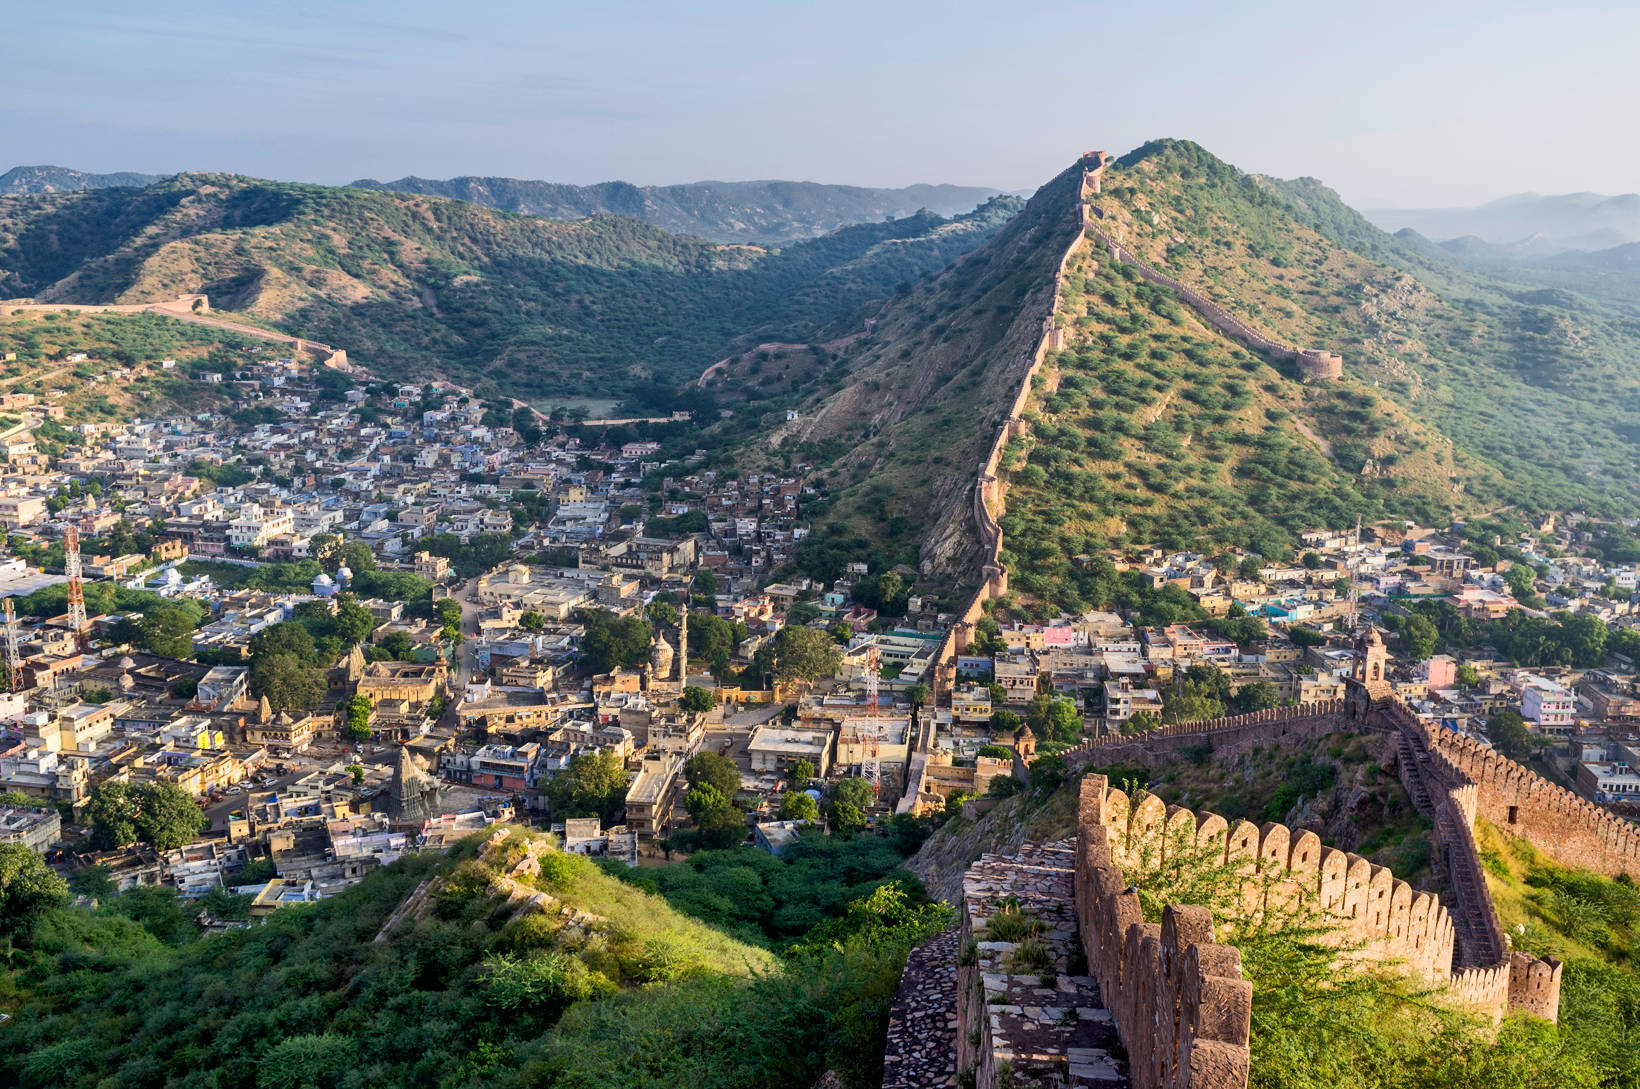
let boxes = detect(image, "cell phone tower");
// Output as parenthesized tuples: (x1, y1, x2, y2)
(3, 598, 21, 691)
(862, 645, 881, 799)
(64, 526, 87, 635)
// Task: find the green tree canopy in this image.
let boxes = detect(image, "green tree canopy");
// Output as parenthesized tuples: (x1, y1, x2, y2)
(772, 625, 843, 683)
(88, 782, 207, 852)
(685, 752, 741, 801)
(0, 842, 69, 941)
(779, 791, 820, 822)
(543, 750, 629, 826)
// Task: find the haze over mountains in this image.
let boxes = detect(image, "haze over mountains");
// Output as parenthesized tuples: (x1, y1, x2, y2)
(0, 165, 164, 195)
(1367, 191, 1640, 255)
(0, 164, 1001, 246)
(348, 176, 1004, 244)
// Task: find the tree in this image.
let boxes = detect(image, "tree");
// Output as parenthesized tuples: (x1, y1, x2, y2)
(520, 611, 545, 633)
(344, 693, 373, 740)
(1025, 692, 1082, 745)
(332, 595, 376, 646)
(1287, 625, 1328, 648)
(134, 600, 204, 658)
(989, 709, 1023, 735)
(1302, 552, 1322, 570)
(250, 652, 325, 715)
(88, 782, 206, 852)
(684, 783, 747, 849)
(346, 763, 365, 784)
(0, 843, 68, 941)
(772, 624, 843, 683)
(1455, 663, 1482, 687)
(779, 791, 820, 822)
(787, 759, 816, 786)
(577, 608, 652, 672)
(832, 776, 873, 811)
(1487, 710, 1534, 760)
(685, 751, 740, 801)
(1401, 614, 1440, 661)
(433, 598, 463, 640)
(830, 800, 866, 837)
(1237, 556, 1265, 582)
(543, 750, 629, 826)
(679, 686, 718, 713)
(1231, 680, 1281, 714)
(249, 620, 318, 665)
(905, 683, 931, 710)
(1504, 563, 1538, 601)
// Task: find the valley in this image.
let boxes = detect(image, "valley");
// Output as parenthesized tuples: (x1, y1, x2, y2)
(7, 134, 1640, 1089)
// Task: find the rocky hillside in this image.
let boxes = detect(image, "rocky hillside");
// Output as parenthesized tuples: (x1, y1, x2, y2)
(726, 160, 1087, 590)
(0, 175, 1019, 403)
(350, 175, 1004, 245)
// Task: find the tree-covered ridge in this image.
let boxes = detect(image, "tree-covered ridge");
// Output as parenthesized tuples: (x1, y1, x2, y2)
(0, 174, 1021, 402)
(349, 174, 1005, 244)
(996, 240, 1470, 613)
(756, 160, 1091, 587)
(1098, 138, 1640, 517)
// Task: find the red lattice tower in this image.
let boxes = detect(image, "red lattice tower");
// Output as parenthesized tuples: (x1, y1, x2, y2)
(2, 597, 20, 691)
(64, 526, 87, 635)
(862, 645, 882, 799)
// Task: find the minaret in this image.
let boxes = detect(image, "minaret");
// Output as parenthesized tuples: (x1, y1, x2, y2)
(676, 609, 687, 685)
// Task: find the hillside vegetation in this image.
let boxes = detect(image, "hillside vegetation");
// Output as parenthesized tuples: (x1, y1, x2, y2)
(0, 175, 1019, 403)
(1096, 140, 1640, 518)
(0, 309, 249, 422)
(351, 175, 1003, 244)
(740, 160, 1087, 589)
(0, 829, 950, 1089)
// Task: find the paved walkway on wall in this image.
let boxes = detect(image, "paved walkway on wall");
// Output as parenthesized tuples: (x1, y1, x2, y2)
(882, 928, 962, 1089)
(964, 840, 1129, 1088)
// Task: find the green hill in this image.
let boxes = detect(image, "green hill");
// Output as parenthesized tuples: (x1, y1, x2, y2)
(1093, 140, 1640, 519)
(0, 828, 949, 1089)
(350, 175, 1005, 245)
(0, 174, 1019, 404)
(0, 165, 164, 195)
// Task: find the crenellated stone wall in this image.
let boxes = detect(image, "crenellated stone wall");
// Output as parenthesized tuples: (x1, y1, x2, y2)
(1078, 774, 1456, 986)
(1075, 775, 1252, 1089)
(1059, 701, 1352, 768)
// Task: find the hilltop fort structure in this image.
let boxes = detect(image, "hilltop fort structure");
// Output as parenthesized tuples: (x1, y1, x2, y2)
(886, 632, 1580, 1089)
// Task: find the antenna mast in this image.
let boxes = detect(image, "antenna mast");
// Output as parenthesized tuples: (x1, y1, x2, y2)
(64, 526, 87, 636)
(3, 598, 21, 691)
(862, 645, 881, 800)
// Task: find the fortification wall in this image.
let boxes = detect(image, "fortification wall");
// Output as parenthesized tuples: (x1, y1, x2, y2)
(1075, 775, 1255, 1089)
(930, 151, 1106, 702)
(1083, 222, 1341, 381)
(1060, 701, 1352, 769)
(1380, 701, 1640, 878)
(1079, 774, 1456, 982)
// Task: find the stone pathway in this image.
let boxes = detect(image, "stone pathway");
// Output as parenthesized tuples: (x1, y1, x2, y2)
(963, 840, 1128, 1088)
(882, 928, 961, 1089)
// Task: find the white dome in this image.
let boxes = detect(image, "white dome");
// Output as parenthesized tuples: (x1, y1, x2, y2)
(336, 564, 353, 581)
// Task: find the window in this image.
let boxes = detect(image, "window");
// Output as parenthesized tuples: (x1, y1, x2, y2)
(1507, 805, 1519, 825)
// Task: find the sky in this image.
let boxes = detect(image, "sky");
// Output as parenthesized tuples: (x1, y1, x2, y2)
(4, 0, 1637, 209)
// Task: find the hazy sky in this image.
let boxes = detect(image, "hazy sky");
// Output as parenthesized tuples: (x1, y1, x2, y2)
(5, 0, 1636, 208)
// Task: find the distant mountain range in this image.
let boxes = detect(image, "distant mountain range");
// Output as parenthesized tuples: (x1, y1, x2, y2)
(1366, 191, 1640, 255)
(0, 165, 164, 194)
(347, 175, 1003, 244)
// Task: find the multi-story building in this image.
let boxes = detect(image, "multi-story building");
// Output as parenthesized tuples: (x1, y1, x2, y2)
(1519, 673, 1577, 733)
